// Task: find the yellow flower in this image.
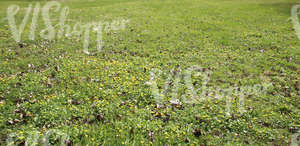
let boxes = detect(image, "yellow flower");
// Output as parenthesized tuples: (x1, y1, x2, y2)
(0, 100, 5, 106)
(19, 136, 25, 140)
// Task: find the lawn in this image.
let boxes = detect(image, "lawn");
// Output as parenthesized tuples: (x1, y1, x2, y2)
(0, 0, 299, 145)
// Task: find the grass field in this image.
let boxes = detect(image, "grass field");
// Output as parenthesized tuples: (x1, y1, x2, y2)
(0, 0, 299, 145)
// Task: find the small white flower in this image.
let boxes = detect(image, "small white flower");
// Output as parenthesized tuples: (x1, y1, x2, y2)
(170, 98, 180, 105)
(93, 26, 101, 32)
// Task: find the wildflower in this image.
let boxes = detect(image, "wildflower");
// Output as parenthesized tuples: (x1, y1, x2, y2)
(0, 100, 4, 106)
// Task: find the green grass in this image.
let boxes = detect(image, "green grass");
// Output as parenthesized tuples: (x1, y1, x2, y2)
(0, 0, 299, 145)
